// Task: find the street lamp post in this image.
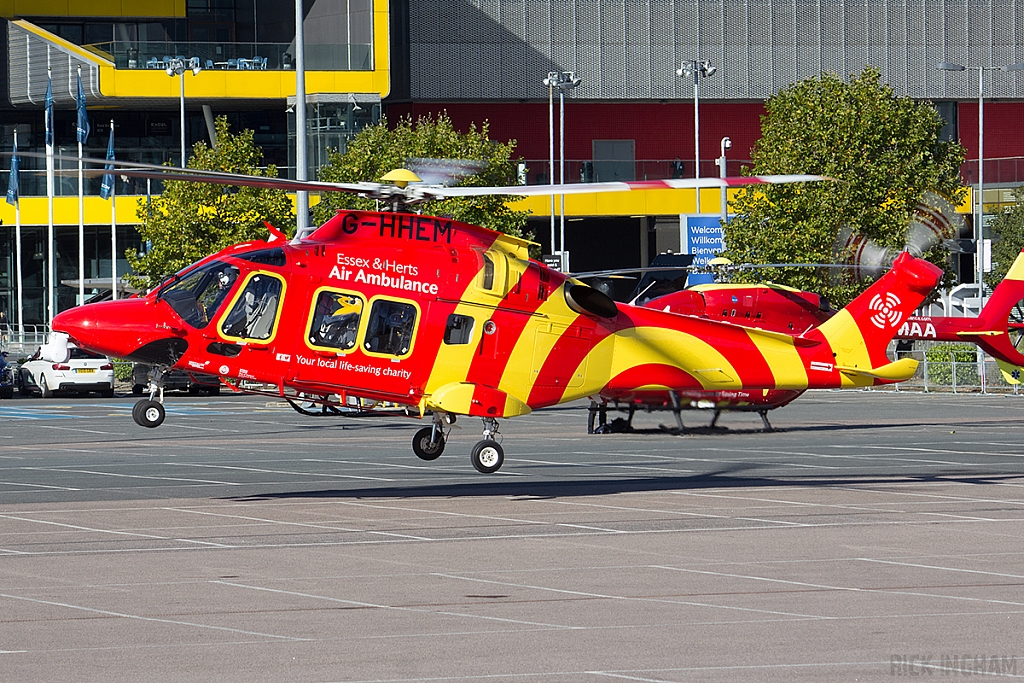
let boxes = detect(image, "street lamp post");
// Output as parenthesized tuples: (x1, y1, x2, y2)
(543, 71, 581, 271)
(716, 136, 732, 222)
(166, 57, 202, 168)
(938, 61, 1024, 296)
(544, 73, 555, 260)
(676, 59, 716, 213)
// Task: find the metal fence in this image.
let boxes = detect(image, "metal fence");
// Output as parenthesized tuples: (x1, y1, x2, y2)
(886, 352, 1021, 395)
(0, 324, 52, 356)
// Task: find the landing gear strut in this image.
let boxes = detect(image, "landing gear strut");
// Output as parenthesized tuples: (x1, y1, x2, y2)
(588, 400, 634, 434)
(412, 412, 450, 460)
(409, 414, 504, 473)
(133, 370, 167, 428)
(470, 417, 504, 473)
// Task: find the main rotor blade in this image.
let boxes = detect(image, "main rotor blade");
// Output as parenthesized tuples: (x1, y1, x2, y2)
(435, 174, 831, 198)
(7, 150, 372, 194)
(5, 150, 829, 200)
(571, 265, 698, 278)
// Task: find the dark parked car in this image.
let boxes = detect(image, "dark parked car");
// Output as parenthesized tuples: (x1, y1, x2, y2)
(0, 351, 14, 399)
(132, 363, 220, 395)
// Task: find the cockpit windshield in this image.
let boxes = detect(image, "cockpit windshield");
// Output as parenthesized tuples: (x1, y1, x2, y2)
(158, 261, 241, 329)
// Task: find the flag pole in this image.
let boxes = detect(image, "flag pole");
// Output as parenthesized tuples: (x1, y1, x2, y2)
(12, 129, 23, 342)
(110, 120, 117, 301)
(45, 68, 54, 327)
(78, 69, 85, 307)
(100, 119, 117, 300)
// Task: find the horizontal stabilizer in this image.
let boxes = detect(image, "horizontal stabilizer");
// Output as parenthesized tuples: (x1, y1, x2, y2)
(956, 330, 1002, 337)
(836, 357, 919, 381)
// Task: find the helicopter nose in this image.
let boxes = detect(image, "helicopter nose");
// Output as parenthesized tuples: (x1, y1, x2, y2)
(52, 298, 189, 364)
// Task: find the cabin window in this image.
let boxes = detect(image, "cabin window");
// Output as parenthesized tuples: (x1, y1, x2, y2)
(444, 314, 475, 345)
(364, 299, 417, 356)
(481, 254, 495, 290)
(309, 290, 364, 350)
(221, 273, 284, 341)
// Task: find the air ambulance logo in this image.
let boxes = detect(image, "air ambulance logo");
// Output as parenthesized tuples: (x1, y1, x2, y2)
(869, 292, 903, 329)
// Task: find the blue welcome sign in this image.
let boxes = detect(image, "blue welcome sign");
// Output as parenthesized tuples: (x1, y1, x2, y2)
(682, 215, 725, 285)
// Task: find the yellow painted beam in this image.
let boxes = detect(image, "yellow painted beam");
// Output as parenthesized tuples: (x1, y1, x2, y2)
(16, 0, 391, 100)
(96, 66, 391, 100)
(0, 196, 144, 226)
(512, 187, 735, 217)
(14, 20, 110, 64)
(0, 193, 318, 228)
(1, 0, 184, 18)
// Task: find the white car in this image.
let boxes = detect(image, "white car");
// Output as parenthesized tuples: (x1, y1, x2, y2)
(20, 346, 115, 398)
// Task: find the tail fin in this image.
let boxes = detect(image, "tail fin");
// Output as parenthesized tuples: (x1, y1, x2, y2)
(996, 359, 1024, 385)
(814, 251, 942, 380)
(972, 248, 1024, 366)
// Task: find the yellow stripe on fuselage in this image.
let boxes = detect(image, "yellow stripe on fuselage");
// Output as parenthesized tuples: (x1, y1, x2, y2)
(557, 326, 743, 404)
(423, 254, 525, 395)
(814, 309, 874, 388)
(744, 328, 809, 389)
(497, 281, 580, 397)
(423, 300, 498, 393)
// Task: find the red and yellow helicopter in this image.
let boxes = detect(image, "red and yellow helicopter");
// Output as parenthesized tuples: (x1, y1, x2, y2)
(580, 250, 1024, 433)
(44, 162, 954, 472)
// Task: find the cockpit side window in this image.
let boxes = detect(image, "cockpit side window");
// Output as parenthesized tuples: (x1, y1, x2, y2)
(160, 261, 240, 329)
(364, 299, 417, 357)
(477, 250, 507, 296)
(308, 290, 364, 351)
(481, 254, 495, 290)
(221, 273, 285, 341)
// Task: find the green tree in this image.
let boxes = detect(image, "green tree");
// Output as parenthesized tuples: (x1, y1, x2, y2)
(312, 112, 531, 240)
(128, 117, 295, 289)
(985, 185, 1024, 288)
(724, 67, 965, 305)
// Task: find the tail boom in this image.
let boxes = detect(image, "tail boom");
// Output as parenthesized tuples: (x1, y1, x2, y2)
(809, 251, 942, 387)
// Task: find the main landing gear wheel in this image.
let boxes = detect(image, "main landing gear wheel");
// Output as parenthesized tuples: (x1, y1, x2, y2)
(412, 426, 445, 460)
(470, 440, 504, 474)
(132, 399, 165, 428)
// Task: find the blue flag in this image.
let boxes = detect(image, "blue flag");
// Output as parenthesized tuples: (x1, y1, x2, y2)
(44, 75, 53, 147)
(76, 71, 90, 144)
(6, 137, 19, 206)
(100, 125, 115, 200)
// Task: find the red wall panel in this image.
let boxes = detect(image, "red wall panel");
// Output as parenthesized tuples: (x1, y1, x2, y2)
(385, 102, 766, 163)
(955, 102, 1024, 159)
(386, 101, 1024, 182)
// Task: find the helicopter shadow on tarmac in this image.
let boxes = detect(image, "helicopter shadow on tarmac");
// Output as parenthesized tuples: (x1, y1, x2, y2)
(227, 463, 1024, 503)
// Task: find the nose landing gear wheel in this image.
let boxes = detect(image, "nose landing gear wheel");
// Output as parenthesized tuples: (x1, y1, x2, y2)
(133, 399, 165, 428)
(470, 440, 504, 473)
(412, 426, 445, 460)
